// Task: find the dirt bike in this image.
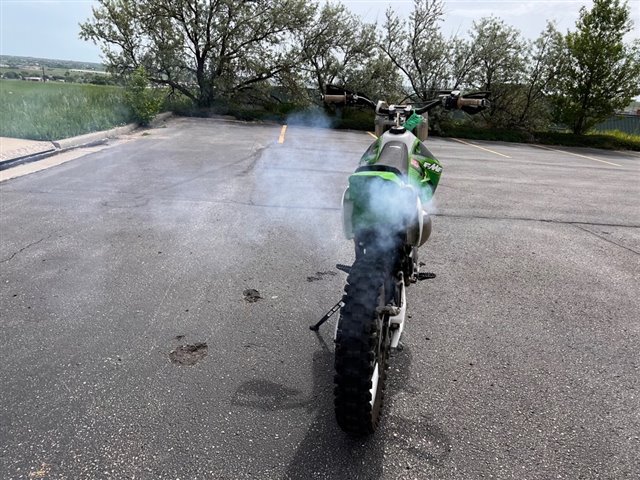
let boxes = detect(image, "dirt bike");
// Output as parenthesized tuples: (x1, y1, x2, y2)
(310, 86, 489, 435)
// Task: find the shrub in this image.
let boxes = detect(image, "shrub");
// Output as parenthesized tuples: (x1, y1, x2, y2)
(124, 67, 163, 126)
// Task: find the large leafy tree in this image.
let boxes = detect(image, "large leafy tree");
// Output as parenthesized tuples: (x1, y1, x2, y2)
(379, 0, 448, 101)
(553, 0, 640, 134)
(297, 2, 376, 96)
(515, 22, 565, 130)
(342, 49, 404, 102)
(465, 17, 528, 128)
(80, 0, 315, 107)
(444, 20, 564, 131)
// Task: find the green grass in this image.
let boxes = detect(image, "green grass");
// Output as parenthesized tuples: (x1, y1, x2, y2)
(0, 79, 134, 140)
(534, 130, 640, 151)
(590, 129, 640, 145)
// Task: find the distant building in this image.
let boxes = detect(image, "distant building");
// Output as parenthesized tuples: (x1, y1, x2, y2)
(69, 69, 108, 75)
(24, 76, 43, 82)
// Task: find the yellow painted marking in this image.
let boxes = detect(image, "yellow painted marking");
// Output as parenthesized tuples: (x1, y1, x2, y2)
(367, 131, 378, 139)
(278, 125, 287, 144)
(29, 463, 51, 479)
(534, 144, 621, 167)
(451, 138, 511, 158)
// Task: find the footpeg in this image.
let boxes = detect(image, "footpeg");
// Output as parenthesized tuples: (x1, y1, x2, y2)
(336, 264, 351, 274)
(418, 272, 436, 281)
(377, 305, 401, 316)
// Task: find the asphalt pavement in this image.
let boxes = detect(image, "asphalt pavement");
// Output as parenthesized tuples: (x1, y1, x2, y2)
(0, 117, 638, 479)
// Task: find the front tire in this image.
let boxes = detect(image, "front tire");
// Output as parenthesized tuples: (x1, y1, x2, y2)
(334, 253, 392, 435)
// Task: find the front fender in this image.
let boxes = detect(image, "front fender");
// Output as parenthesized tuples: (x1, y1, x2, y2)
(341, 187, 354, 240)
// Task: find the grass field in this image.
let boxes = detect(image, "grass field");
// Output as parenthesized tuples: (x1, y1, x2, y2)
(0, 80, 134, 140)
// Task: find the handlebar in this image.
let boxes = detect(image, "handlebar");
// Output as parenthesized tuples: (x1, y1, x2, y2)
(323, 94, 347, 104)
(322, 85, 489, 119)
(322, 92, 376, 109)
(457, 97, 489, 108)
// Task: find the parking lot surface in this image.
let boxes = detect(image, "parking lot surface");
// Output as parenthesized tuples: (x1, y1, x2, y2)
(1, 117, 638, 479)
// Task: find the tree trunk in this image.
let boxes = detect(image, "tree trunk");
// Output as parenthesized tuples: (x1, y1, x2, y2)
(573, 115, 585, 135)
(195, 57, 214, 108)
(197, 84, 215, 108)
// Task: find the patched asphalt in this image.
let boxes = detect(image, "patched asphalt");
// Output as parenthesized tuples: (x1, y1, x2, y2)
(0, 117, 638, 479)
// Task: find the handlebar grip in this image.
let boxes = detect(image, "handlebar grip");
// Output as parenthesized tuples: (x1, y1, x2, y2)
(458, 97, 488, 108)
(323, 94, 347, 104)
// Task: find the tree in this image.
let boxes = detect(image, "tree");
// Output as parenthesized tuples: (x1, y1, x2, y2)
(515, 22, 565, 131)
(297, 2, 376, 96)
(553, 0, 640, 134)
(379, 0, 448, 101)
(465, 17, 528, 128)
(342, 49, 404, 102)
(446, 36, 476, 91)
(446, 20, 564, 131)
(80, 0, 315, 107)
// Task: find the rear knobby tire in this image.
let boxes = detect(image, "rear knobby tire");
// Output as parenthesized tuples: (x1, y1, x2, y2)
(334, 253, 392, 435)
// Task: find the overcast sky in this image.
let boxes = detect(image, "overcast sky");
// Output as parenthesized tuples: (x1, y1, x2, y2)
(1, 0, 638, 64)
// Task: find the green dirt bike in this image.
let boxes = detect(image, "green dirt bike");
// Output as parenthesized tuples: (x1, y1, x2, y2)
(311, 87, 489, 435)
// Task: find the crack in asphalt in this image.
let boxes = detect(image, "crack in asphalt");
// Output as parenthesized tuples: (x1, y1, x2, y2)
(148, 143, 268, 194)
(434, 213, 640, 229)
(239, 143, 267, 176)
(0, 235, 50, 263)
(3, 184, 638, 232)
(573, 225, 640, 256)
(255, 165, 353, 175)
(437, 213, 640, 255)
(3, 185, 639, 231)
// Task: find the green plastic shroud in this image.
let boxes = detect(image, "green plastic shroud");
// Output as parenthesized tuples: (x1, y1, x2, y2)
(347, 136, 443, 232)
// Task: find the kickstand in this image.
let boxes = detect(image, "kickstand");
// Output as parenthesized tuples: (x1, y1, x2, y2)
(309, 300, 344, 331)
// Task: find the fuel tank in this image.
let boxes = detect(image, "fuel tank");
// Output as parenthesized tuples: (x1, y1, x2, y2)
(342, 128, 436, 247)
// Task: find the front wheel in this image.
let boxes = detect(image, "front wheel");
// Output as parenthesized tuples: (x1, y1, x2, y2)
(334, 253, 392, 435)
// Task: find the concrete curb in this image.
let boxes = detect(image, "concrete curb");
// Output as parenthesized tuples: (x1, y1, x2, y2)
(0, 112, 173, 171)
(51, 123, 138, 151)
(0, 142, 56, 163)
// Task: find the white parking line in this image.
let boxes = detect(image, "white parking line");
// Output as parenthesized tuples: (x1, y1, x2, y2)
(451, 138, 511, 158)
(534, 144, 621, 167)
(367, 132, 378, 139)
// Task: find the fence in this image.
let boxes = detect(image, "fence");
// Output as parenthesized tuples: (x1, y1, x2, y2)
(594, 114, 640, 135)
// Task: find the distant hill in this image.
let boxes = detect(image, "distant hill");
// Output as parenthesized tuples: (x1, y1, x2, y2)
(0, 55, 105, 72)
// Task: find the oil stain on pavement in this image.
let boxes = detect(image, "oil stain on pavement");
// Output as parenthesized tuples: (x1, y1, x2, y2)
(169, 342, 208, 366)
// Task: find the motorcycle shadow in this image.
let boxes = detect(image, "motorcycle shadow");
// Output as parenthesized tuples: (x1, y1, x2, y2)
(232, 330, 450, 479)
